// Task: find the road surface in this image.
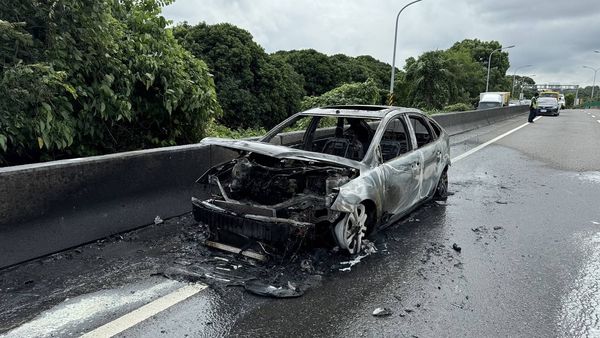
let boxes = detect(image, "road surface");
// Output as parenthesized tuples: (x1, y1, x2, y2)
(1, 109, 600, 337)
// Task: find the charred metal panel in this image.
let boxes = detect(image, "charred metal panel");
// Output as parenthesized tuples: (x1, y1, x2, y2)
(193, 202, 309, 244)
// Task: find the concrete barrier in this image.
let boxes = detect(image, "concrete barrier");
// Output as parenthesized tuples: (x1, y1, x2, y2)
(432, 105, 528, 136)
(0, 105, 528, 268)
(0, 144, 235, 268)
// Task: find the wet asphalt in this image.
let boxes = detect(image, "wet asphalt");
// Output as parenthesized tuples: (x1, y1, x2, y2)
(1, 109, 600, 337)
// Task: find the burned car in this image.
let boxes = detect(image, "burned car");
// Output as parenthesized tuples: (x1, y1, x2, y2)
(192, 105, 450, 254)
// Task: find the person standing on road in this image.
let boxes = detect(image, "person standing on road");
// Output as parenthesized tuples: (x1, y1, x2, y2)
(529, 92, 539, 123)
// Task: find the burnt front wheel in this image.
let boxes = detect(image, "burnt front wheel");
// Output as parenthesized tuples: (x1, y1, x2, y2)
(334, 204, 368, 255)
(433, 169, 448, 200)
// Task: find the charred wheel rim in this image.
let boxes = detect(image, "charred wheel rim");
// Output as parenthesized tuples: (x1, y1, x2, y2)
(335, 204, 367, 254)
(435, 170, 448, 199)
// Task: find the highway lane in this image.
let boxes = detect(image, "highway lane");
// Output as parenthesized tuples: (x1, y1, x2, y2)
(2, 109, 600, 337)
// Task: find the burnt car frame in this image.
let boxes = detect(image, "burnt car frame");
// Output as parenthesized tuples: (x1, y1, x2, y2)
(192, 105, 450, 254)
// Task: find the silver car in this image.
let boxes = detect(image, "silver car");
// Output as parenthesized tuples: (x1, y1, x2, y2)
(193, 105, 451, 254)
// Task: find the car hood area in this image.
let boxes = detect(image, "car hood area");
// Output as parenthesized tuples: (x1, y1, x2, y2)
(200, 137, 366, 170)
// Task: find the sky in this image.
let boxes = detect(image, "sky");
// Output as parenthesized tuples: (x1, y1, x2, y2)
(163, 0, 600, 87)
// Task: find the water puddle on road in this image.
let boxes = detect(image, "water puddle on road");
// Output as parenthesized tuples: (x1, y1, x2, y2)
(573, 171, 600, 185)
(558, 232, 600, 337)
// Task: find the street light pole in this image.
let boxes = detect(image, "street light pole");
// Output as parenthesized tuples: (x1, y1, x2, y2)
(582, 65, 600, 100)
(519, 74, 535, 99)
(511, 64, 532, 98)
(486, 45, 515, 92)
(388, 0, 423, 105)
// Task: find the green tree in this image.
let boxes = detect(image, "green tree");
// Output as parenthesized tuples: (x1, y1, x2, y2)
(449, 39, 511, 92)
(173, 22, 305, 129)
(0, 0, 219, 166)
(272, 49, 338, 96)
(565, 93, 575, 107)
(300, 78, 380, 110)
(404, 51, 456, 109)
(444, 48, 485, 103)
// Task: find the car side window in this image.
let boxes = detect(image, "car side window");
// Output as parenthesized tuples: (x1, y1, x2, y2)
(409, 115, 435, 148)
(428, 119, 442, 138)
(380, 116, 411, 162)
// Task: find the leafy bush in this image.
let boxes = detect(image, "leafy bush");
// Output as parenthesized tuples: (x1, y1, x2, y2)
(205, 119, 266, 139)
(443, 102, 474, 112)
(300, 78, 381, 110)
(565, 93, 575, 108)
(0, 0, 219, 166)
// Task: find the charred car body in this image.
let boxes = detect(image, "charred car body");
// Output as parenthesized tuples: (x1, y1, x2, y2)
(193, 106, 451, 254)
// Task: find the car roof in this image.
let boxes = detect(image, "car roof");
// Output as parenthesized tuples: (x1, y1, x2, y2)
(299, 105, 423, 119)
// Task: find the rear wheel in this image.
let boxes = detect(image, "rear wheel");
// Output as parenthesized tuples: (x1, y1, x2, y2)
(433, 169, 448, 200)
(334, 204, 368, 254)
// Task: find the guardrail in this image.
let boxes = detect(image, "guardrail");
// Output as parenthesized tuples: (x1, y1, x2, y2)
(0, 105, 527, 268)
(0, 144, 236, 268)
(432, 105, 528, 136)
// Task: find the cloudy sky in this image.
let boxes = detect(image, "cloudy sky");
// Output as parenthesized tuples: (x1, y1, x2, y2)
(163, 0, 600, 87)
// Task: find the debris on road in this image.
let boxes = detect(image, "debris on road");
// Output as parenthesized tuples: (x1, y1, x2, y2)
(591, 221, 600, 225)
(244, 279, 303, 298)
(493, 226, 503, 230)
(372, 307, 393, 317)
(300, 259, 314, 273)
(495, 201, 508, 205)
(452, 243, 462, 252)
(339, 240, 377, 272)
(205, 240, 267, 262)
(154, 216, 164, 225)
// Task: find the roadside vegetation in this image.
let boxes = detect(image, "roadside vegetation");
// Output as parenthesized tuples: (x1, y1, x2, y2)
(7, 0, 593, 166)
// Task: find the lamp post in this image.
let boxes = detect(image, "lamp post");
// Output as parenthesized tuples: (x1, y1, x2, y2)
(583, 65, 600, 100)
(486, 45, 515, 92)
(519, 74, 535, 99)
(388, 0, 423, 105)
(511, 64, 532, 98)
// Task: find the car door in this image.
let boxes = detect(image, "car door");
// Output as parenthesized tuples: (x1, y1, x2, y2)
(373, 114, 422, 221)
(426, 117, 447, 186)
(407, 114, 438, 200)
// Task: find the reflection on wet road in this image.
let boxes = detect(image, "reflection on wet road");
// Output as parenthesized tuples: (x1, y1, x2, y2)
(560, 232, 600, 337)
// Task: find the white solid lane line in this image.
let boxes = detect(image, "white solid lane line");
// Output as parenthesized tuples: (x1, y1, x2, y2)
(451, 116, 542, 163)
(80, 284, 207, 338)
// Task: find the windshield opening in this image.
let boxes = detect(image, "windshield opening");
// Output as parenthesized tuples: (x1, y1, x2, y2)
(260, 115, 380, 161)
